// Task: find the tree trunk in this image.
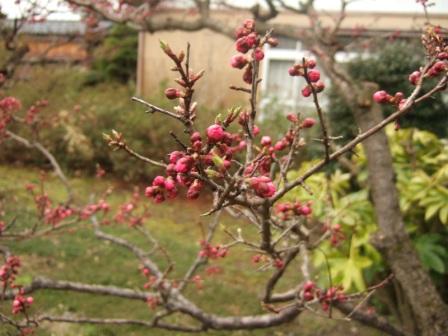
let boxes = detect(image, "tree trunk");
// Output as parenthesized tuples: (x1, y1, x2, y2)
(351, 83, 448, 336)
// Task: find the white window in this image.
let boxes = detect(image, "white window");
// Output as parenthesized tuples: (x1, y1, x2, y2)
(261, 37, 317, 116)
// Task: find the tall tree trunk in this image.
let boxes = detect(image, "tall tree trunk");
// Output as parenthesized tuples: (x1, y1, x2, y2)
(350, 82, 448, 336)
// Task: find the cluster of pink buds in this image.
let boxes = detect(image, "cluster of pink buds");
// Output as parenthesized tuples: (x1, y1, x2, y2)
(12, 289, 34, 315)
(0, 96, 21, 137)
(198, 240, 228, 259)
(0, 256, 21, 292)
(273, 258, 284, 269)
(146, 295, 159, 310)
(322, 223, 345, 247)
(44, 205, 74, 227)
(147, 122, 246, 204)
(288, 59, 325, 97)
(302, 280, 317, 301)
(114, 200, 148, 227)
(140, 266, 158, 290)
(275, 201, 312, 220)
(372, 90, 408, 110)
(249, 176, 276, 198)
(318, 286, 346, 311)
(230, 19, 278, 84)
(205, 265, 223, 276)
(0, 96, 22, 112)
(301, 281, 346, 310)
(25, 99, 48, 125)
(192, 275, 204, 289)
(145, 175, 177, 203)
(79, 199, 110, 220)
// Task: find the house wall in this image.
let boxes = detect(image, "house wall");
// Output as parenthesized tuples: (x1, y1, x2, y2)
(137, 10, 448, 108)
(137, 28, 246, 108)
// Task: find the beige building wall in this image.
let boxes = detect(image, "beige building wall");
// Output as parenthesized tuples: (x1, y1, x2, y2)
(138, 28, 246, 108)
(137, 10, 448, 108)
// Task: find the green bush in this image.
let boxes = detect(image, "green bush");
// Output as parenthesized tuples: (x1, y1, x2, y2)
(1, 66, 221, 181)
(286, 126, 448, 299)
(329, 40, 448, 139)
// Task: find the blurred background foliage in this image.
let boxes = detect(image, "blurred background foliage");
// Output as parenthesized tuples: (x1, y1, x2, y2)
(286, 125, 448, 316)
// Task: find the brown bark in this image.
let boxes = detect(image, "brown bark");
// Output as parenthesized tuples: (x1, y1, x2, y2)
(351, 83, 448, 336)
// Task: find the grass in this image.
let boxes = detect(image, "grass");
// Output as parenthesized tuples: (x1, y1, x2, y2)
(0, 165, 381, 336)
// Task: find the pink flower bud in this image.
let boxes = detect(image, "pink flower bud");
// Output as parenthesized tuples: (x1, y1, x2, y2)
(152, 176, 165, 187)
(26, 297, 34, 305)
(288, 66, 299, 76)
(252, 125, 260, 136)
(299, 205, 312, 216)
(307, 69, 320, 82)
(164, 177, 176, 192)
(190, 132, 202, 143)
(253, 48, 264, 61)
(301, 117, 316, 128)
(267, 37, 278, 47)
(408, 71, 421, 85)
(437, 52, 448, 60)
(372, 90, 389, 104)
(306, 59, 317, 69)
(207, 124, 225, 142)
(169, 151, 184, 164)
(314, 81, 325, 92)
(236, 37, 251, 53)
(243, 19, 255, 31)
(274, 140, 287, 151)
(287, 113, 298, 123)
(145, 186, 156, 198)
(250, 176, 276, 198)
(246, 33, 258, 48)
(243, 66, 253, 84)
(261, 136, 272, 146)
(164, 88, 181, 100)
(175, 156, 193, 174)
(230, 54, 248, 69)
(301, 86, 312, 97)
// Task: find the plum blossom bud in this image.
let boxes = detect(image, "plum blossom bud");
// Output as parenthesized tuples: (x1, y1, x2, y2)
(250, 176, 276, 198)
(288, 66, 299, 76)
(190, 132, 202, 143)
(187, 179, 203, 199)
(301, 118, 316, 129)
(307, 69, 320, 82)
(306, 59, 317, 69)
(207, 124, 225, 142)
(437, 52, 448, 60)
(261, 136, 272, 146)
(164, 177, 176, 192)
(243, 19, 255, 31)
(408, 71, 421, 85)
(252, 125, 260, 136)
(267, 37, 278, 47)
(169, 151, 184, 164)
(243, 66, 253, 84)
(301, 86, 312, 97)
(314, 81, 325, 93)
(373, 90, 390, 104)
(164, 88, 181, 100)
(253, 48, 264, 61)
(236, 37, 251, 53)
(152, 176, 165, 187)
(230, 54, 248, 69)
(287, 113, 298, 123)
(175, 156, 193, 174)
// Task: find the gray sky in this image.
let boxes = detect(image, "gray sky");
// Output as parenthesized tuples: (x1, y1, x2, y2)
(2, 0, 448, 20)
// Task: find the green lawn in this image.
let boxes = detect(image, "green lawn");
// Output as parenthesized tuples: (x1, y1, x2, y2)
(0, 165, 381, 336)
